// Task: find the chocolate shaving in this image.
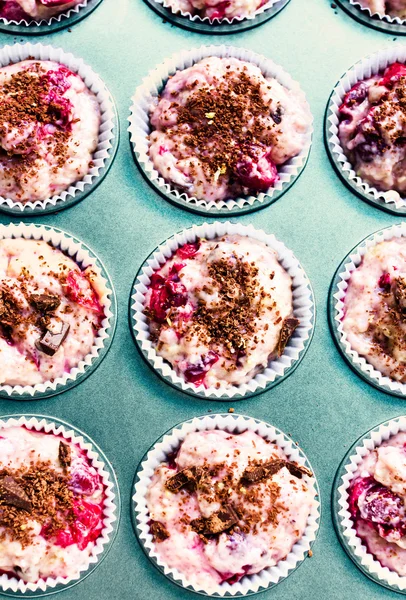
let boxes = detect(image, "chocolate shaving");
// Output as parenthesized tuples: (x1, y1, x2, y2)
(35, 322, 70, 356)
(191, 505, 239, 535)
(150, 520, 170, 542)
(0, 476, 32, 512)
(30, 293, 61, 313)
(276, 317, 300, 356)
(58, 441, 71, 470)
(285, 462, 313, 479)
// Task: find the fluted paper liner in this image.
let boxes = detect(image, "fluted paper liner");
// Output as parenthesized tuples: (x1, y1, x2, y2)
(152, 0, 282, 26)
(335, 416, 406, 592)
(332, 222, 406, 396)
(129, 45, 313, 214)
(0, 223, 115, 398)
(0, 415, 118, 595)
(132, 414, 320, 597)
(130, 221, 314, 399)
(326, 45, 406, 210)
(349, 0, 406, 26)
(0, 0, 90, 27)
(0, 43, 116, 214)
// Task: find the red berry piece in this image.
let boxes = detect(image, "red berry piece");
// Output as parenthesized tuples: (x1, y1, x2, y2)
(176, 241, 200, 260)
(63, 270, 103, 315)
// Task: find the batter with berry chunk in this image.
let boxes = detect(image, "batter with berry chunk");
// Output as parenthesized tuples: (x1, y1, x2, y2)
(0, 60, 100, 204)
(342, 237, 406, 382)
(0, 0, 82, 22)
(148, 57, 311, 203)
(338, 62, 406, 196)
(359, 0, 406, 17)
(143, 234, 299, 389)
(348, 431, 406, 575)
(0, 238, 105, 387)
(0, 426, 105, 583)
(146, 429, 316, 592)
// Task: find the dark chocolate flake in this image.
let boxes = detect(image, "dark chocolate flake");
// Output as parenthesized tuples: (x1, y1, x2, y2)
(276, 317, 300, 356)
(191, 505, 238, 535)
(150, 520, 170, 542)
(30, 293, 61, 313)
(0, 476, 32, 512)
(165, 467, 199, 493)
(285, 462, 313, 479)
(35, 322, 70, 356)
(59, 441, 71, 470)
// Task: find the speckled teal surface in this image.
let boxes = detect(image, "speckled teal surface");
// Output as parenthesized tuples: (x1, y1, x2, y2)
(0, 0, 404, 598)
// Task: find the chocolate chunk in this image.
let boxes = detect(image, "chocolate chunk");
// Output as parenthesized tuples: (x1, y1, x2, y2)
(241, 465, 268, 483)
(0, 476, 31, 512)
(59, 441, 71, 469)
(285, 462, 313, 479)
(191, 505, 238, 535)
(30, 293, 61, 313)
(165, 467, 199, 493)
(150, 520, 170, 542)
(35, 322, 70, 356)
(0, 289, 20, 327)
(271, 105, 283, 124)
(276, 317, 300, 356)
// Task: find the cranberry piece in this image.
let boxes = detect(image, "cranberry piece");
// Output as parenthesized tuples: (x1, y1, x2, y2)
(380, 62, 406, 88)
(158, 145, 168, 155)
(208, 1, 230, 19)
(149, 286, 169, 323)
(176, 241, 200, 260)
(184, 351, 219, 386)
(0, 1, 28, 19)
(378, 272, 391, 291)
(54, 528, 75, 548)
(166, 280, 187, 307)
(348, 477, 375, 518)
(339, 82, 368, 113)
(64, 270, 103, 315)
(359, 485, 404, 526)
(45, 67, 72, 94)
(234, 151, 278, 192)
(69, 459, 99, 496)
(150, 273, 165, 288)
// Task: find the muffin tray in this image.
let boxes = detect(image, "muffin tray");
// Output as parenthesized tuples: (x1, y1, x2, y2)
(0, 0, 405, 599)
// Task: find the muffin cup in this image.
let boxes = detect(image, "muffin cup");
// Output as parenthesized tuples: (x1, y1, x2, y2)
(325, 45, 406, 215)
(0, 222, 116, 400)
(129, 221, 315, 400)
(0, 0, 104, 35)
(335, 0, 406, 34)
(128, 45, 313, 216)
(144, 0, 290, 34)
(0, 42, 118, 216)
(328, 222, 406, 398)
(132, 413, 320, 597)
(333, 415, 406, 594)
(0, 413, 120, 598)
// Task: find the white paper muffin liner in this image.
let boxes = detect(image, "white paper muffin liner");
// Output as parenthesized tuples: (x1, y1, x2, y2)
(334, 416, 406, 592)
(330, 222, 406, 397)
(130, 221, 315, 400)
(0, 414, 118, 595)
(0, 222, 115, 399)
(129, 45, 313, 214)
(0, 0, 90, 26)
(153, 0, 283, 25)
(0, 43, 116, 214)
(326, 45, 406, 212)
(349, 0, 406, 26)
(132, 413, 320, 597)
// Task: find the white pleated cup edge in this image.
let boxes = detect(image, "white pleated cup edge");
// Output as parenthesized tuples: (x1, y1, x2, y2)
(336, 416, 406, 591)
(128, 45, 313, 213)
(348, 0, 406, 25)
(0, 0, 89, 27)
(0, 415, 117, 594)
(130, 221, 314, 399)
(154, 0, 282, 26)
(333, 222, 406, 396)
(132, 414, 320, 597)
(0, 42, 116, 213)
(0, 222, 114, 398)
(327, 45, 406, 210)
